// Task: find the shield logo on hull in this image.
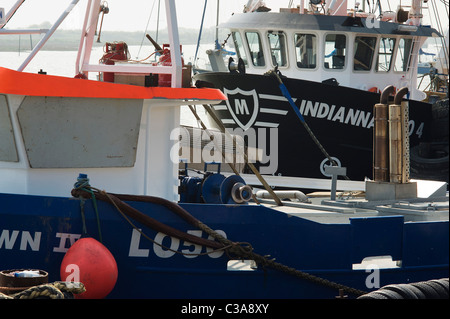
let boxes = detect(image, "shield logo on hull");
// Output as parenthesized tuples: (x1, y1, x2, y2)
(223, 88, 259, 131)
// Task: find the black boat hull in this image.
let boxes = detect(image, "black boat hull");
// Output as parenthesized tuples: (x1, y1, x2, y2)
(194, 72, 447, 183)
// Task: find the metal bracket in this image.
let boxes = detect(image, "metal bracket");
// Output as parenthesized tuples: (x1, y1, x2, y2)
(325, 166, 347, 200)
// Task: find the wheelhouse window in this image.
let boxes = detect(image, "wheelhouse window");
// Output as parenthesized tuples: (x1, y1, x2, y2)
(394, 38, 414, 72)
(245, 31, 265, 67)
(267, 31, 288, 67)
(353, 36, 377, 71)
(324, 34, 346, 69)
(232, 31, 249, 66)
(376, 37, 396, 72)
(295, 33, 317, 69)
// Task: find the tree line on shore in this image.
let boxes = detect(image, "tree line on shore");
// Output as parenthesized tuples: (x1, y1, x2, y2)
(0, 25, 222, 52)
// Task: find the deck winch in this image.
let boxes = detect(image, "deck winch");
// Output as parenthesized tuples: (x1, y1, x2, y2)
(99, 41, 129, 82)
(179, 163, 252, 204)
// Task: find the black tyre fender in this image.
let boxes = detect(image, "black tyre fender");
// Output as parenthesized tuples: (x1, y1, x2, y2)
(431, 99, 449, 141)
(432, 98, 449, 119)
(357, 291, 389, 299)
(424, 280, 449, 299)
(382, 283, 423, 299)
(368, 289, 404, 299)
(357, 279, 449, 299)
(410, 143, 449, 170)
(411, 281, 442, 299)
(429, 278, 449, 292)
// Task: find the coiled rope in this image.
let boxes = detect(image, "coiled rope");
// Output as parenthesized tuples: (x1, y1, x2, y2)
(0, 282, 85, 299)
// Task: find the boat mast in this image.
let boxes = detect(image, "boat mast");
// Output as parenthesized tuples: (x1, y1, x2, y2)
(17, 0, 80, 72)
(0, 0, 25, 29)
(216, 0, 220, 45)
(410, 0, 425, 26)
(244, 0, 265, 12)
(0, 0, 80, 72)
(326, 0, 348, 16)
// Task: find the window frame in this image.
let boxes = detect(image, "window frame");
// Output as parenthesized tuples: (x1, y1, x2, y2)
(393, 37, 415, 74)
(353, 35, 378, 72)
(266, 30, 289, 68)
(294, 32, 318, 70)
(375, 36, 397, 73)
(231, 31, 250, 67)
(244, 31, 266, 68)
(323, 32, 348, 71)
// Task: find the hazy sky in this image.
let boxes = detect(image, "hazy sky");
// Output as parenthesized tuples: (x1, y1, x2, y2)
(2, 0, 250, 30)
(1, 0, 448, 32)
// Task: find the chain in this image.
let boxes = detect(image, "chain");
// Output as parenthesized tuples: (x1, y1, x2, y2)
(72, 186, 367, 297)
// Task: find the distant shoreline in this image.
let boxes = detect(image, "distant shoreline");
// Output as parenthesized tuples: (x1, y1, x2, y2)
(0, 27, 219, 52)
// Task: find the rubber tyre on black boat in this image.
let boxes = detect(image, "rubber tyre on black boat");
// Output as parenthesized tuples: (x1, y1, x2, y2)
(431, 98, 449, 142)
(410, 142, 449, 183)
(357, 279, 449, 299)
(411, 281, 445, 299)
(382, 284, 422, 299)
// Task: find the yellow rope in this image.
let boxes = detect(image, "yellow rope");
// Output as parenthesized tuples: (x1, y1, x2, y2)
(0, 281, 85, 299)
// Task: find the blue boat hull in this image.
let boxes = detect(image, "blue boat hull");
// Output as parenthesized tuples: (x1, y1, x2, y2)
(0, 192, 448, 298)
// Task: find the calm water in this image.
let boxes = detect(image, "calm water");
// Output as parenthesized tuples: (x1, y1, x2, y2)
(0, 44, 205, 77)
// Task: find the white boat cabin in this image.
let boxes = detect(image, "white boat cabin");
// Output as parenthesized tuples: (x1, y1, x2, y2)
(0, 0, 225, 201)
(211, 11, 440, 101)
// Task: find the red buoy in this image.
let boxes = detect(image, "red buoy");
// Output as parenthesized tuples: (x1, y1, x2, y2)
(60, 237, 118, 299)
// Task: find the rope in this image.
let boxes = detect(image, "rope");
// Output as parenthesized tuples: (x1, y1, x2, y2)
(430, 0, 449, 76)
(267, 68, 351, 180)
(100, 189, 233, 257)
(137, 0, 158, 59)
(0, 282, 85, 299)
(71, 186, 366, 297)
(71, 187, 225, 251)
(194, 0, 208, 66)
(201, 103, 283, 206)
(187, 104, 261, 205)
(74, 176, 103, 242)
(194, 219, 367, 297)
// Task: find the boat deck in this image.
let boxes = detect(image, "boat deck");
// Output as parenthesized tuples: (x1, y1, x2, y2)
(258, 191, 449, 224)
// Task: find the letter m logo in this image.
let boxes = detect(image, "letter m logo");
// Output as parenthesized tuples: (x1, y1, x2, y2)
(224, 88, 259, 131)
(235, 99, 250, 115)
